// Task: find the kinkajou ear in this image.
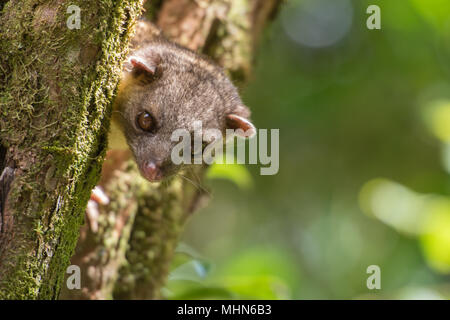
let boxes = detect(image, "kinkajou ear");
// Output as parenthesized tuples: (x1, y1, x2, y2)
(226, 114, 256, 138)
(126, 50, 161, 76)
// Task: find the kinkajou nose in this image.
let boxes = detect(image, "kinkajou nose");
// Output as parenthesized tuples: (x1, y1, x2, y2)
(141, 160, 163, 182)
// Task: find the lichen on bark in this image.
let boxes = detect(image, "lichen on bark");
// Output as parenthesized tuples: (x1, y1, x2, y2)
(0, 0, 144, 299)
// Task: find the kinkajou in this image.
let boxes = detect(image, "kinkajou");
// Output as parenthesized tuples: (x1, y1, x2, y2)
(109, 20, 256, 182)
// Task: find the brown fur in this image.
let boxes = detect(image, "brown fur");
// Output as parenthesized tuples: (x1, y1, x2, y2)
(112, 20, 252, 179)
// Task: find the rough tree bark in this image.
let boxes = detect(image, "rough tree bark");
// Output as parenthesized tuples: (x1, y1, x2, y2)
(0, 0, 144, 299)
(60, 0, 283, 300)
(0, 0, 282, 300)
(114, 0, 284, 300)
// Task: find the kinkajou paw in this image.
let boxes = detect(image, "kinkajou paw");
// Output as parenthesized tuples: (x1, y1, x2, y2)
(86, 186, 109, 233)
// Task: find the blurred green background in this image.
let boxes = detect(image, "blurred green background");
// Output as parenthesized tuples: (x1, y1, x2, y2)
(165, 0, 450, 299)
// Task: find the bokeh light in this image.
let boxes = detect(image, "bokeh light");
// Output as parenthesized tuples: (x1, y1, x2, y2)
(281, 0, 353, 48)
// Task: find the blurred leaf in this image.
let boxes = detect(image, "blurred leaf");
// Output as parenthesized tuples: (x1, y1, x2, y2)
(411, 0, 450, 31)
(420, 201, 450, 274)
(168, 260, 212, 282)
(216, 275, 290, 300)
(166, 247, 295, 299)
(382, 0, 422, 32)
(397, 287, 445, 300)
(361, 179, 450, 274)
(170, 242, 208, 271)
(441, 143, 450, 174)
(423, 100, 450, 143)
(214, 247, 300, 298)
(176, 242, 205, 260)
(207, 163, 253, 190)
(169, 286, 236, 300)
(359, 178, 428, 235)
(166, 276, 290, 300)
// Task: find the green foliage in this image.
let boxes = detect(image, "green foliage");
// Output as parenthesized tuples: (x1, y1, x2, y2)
(165, 245, 298, 299)
(180, 0, 450, 299)
(420, 204, 450, 273)
(207, 163, 253, 190)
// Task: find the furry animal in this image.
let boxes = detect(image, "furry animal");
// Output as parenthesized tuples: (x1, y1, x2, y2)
(111, 21, 255, 182)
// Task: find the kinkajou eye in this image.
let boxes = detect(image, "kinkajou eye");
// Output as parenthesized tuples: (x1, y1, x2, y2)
(137, 111, 155, 132)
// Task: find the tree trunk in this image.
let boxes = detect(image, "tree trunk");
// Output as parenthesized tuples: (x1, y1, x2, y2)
(1, 0, 282, 300)
(0, 0, 144, 299)
(113, 0, 284, 300)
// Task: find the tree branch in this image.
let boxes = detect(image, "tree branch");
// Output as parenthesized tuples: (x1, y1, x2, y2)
(60, 0, 283, 300)
(0, 0, 144, 299)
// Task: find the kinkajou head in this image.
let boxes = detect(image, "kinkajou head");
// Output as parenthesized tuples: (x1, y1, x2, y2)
(113, 23, 255, 182)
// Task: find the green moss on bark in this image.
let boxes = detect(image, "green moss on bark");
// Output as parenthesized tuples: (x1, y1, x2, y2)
(0, 0, 143, 299)
(112, 176, 187, 299)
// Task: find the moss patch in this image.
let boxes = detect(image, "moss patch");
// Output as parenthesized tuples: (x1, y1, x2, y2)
(0, 0, 144, 299)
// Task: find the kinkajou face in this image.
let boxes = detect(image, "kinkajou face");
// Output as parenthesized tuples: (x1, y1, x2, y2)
(113, 27, 255, 182)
